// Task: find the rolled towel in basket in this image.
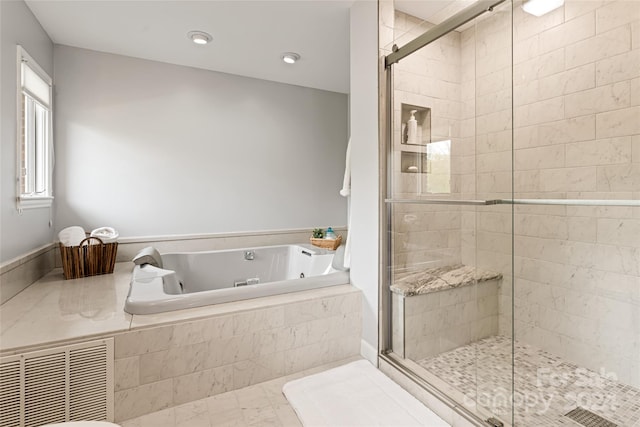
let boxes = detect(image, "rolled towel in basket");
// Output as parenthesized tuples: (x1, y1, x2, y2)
(58, 226, 86, 247)
(90, 227, 119, 244)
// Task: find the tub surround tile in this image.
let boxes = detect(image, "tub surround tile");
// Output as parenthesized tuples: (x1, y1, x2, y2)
(110, 287, 361, 421)
(0, 244, 56, 305)
(115, 356, 140, 391)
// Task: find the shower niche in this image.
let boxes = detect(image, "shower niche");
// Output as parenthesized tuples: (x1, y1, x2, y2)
(400, 103, 431, 146)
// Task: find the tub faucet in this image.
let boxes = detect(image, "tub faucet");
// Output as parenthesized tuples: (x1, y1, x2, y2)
(244, 251, 255, 261)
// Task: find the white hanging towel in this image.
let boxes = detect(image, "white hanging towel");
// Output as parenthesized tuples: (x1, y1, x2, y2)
(340, 138, 351, 197)
(340, 139, 351, 269)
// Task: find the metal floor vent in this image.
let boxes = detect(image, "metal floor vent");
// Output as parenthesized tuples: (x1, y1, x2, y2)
(565, 407, 617, 427)
(0, 338, 114, 427)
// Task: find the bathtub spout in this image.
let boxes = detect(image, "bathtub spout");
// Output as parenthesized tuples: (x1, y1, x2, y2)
(133, 246, 164, 268)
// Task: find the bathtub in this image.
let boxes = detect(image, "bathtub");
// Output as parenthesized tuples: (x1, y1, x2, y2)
(124, 244, 350, 314)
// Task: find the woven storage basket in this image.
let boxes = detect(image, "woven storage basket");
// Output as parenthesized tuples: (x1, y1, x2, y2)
(310, 234, 342, 250)
(59, 236, 118, 280)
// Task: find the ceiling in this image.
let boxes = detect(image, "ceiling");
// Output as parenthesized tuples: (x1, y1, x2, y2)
(25, 0, 353, 94)
(395, 0, 477, 28)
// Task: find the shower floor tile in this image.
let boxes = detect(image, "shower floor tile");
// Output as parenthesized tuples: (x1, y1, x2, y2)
(417, 335, 640, 427)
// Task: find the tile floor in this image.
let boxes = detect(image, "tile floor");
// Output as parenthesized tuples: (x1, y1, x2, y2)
(418, 335, 640, 427)
(120, 356, 362, 427)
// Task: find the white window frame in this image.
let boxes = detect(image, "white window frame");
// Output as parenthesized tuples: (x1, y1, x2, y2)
(17, 45, 54, 210)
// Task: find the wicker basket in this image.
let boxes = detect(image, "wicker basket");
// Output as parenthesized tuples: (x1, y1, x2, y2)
(59, 236, 118, 280)
(310, 234, 342, 250)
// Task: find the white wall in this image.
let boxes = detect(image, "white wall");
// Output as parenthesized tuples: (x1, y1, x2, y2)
(0, 0, 55, 263)
(349, 0, 379, 363)
(53, 45, 348, 238)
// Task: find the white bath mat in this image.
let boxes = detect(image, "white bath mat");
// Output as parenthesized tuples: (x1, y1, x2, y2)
(282, 360, 450, 427)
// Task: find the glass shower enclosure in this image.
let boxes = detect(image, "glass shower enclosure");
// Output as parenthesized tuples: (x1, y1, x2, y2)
(379, 0, 640, 426)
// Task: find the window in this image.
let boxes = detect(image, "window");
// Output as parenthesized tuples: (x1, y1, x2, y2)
(17, 46, 53, 210)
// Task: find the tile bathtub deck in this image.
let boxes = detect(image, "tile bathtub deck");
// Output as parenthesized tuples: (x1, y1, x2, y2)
(121, 356, 363, 427)
(0, 263, 357, 354)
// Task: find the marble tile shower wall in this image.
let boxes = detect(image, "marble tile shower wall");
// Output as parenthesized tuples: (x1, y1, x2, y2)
(112, 291, 362, 422)
(403, 280, 500, 361)
(390, 11, 464, 271)
(467, 0, 640, 388)
(458, 5, 514, 338)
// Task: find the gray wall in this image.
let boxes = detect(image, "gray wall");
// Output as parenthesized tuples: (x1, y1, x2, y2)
(0, 0, 55, 263)
(54, 45, 348, 239)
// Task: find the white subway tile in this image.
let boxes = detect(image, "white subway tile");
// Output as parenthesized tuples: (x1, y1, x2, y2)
(232, 307, 284, 336)
(514, 49, 565, 86)
(569, 216, 599, 243)
(515, 214, 569, 239)
(115, 326, 174, 359)
(514, 35, 539, 65)
(539, 115, 596, 145)
(565, 0, 607, 21)
(566, 25, 631, 69)
(569, 240, 640, 275)
(171, 315, 233, 347)
(539, 63, 596, 100)
(115, 356, 140, 392)
(565, 137, 632, 166)
(596, 105, 640, 138)
(139, 342, 209, 384)
(596, 50, 640, 86)
(596, 163, 640, 191)
(514, 79, 540, 106)
(565, 81, 630, 118)
(477, 151, 512, 173)
(514, 5, 564, 42)
(514, 170, 541, 192)
(539, 167, 597, 191)
(515, 97, 564, 128)
(596, 0, 640, 34)
(597, 218, 640, 247)
(540, 12, 595, 54)
(515, 145, 565, 171)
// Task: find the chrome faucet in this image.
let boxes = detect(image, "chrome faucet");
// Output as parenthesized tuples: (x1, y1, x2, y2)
(244, 251, 255, 261)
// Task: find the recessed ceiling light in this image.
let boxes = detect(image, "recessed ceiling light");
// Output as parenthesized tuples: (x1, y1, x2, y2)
(282, 52, 300, 64)
(188, 31, 212, 45)
(522, 0, 564, 16)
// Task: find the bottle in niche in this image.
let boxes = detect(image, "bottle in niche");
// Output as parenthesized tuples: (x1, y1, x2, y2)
(407, 110, 418, 144)
(325, 227, 337, 239)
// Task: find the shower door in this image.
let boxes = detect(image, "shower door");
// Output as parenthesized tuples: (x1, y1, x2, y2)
(381, 1, 516, 425)
(381, 0, 640, 426)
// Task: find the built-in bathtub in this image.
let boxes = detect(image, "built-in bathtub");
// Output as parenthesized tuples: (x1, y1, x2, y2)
(124, 244, 349, 314)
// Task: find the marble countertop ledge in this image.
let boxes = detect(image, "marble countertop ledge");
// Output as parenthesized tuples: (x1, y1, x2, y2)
(391, 264, 502, 297)
(0, 262, 356, 355)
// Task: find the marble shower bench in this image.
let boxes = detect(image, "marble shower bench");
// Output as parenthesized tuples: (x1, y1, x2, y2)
(390, 264, 502, 360)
